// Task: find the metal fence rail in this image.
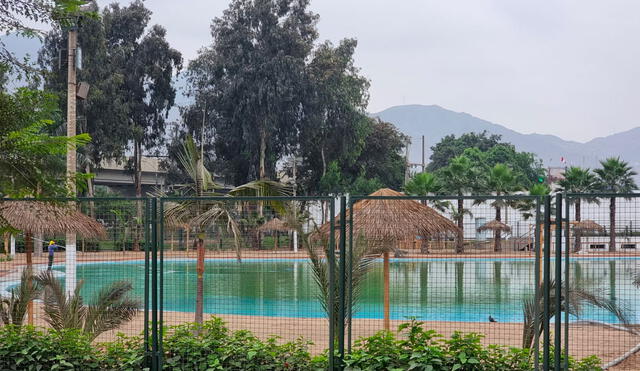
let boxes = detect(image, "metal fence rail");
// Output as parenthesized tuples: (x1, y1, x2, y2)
(2, 194, 640, 370)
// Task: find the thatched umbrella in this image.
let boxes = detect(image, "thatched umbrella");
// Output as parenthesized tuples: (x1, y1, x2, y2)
(0, 201, 106, 324)
(319, 188, 459, 330)
(477, 219, 511, 250)
(573, 220, 604, 233)
(258, 218, 293, 250)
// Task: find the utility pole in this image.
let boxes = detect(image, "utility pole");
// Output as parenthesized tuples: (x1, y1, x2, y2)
(404, 138, 411, 185)
(292, 155, 298, 253)
(66, 27, 78, 296)
(421, 135, 425, 173)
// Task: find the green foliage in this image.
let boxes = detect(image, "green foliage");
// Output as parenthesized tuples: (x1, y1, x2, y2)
(343, 320, 601, 371)
(0, 325, 101, 371)
(404, 172, 441, 196)
(40, 0, 182, 198)
(1, 0, 93, 74)
(100, 333, 146, 371)
(36, 271, 140, 341)
(185, 0, 317, 184)
(594, 157, 638, 193)
(428, 131, 502, 171)
(558, 167, 598, 194)
(0, 319, 605, 370)
(428, 132, 544, 189)
(0, 268, 42, 326)
(343, 320, 530, 371)
(0, 88, 90, 197)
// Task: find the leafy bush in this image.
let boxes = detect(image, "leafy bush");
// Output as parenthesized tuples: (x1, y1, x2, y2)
(342, 320, 601, 371)
(0, 325, 100, 370)
(162, 318, 314, 370)
(0, 318, 604, 370)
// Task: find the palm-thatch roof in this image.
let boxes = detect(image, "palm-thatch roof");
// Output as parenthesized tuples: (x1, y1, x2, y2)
(477, 219, 512, 233)
(258, 218, 292, 232)
(573, 220, 604, 232)
(319, 188, 459, 242)
(0, 201, 106, 238)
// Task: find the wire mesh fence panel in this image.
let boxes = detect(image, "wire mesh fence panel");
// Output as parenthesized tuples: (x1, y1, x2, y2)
(345, 195, 542, 362)
(158, 196, 337, 368)
(0, 198, 146, 344)
(564, 194, 640, 370)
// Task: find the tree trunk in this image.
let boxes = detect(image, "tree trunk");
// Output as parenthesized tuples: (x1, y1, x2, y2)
(133, 141, 142, 251)
(321, 146, 327, 177)
(259, 128, 267, 180)
(25, 232, 33, 325)
(609, 197, 616, 252)
(86, 164, 96, 229)
(383, 251, 390, 331)
(456, 197, 464, 253)
(494, 206, 502, 252)
(574, 199, 582, 253)
(195, 233, 205, 324)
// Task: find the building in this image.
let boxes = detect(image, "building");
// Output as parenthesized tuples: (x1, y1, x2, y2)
(93, 157, 167, 196)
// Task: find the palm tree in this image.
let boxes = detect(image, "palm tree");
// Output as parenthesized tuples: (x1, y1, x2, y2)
(522, 279, 629, 349)
(0, 268, 41, 325)
(303, 228, 376, 339)
(438, 156, 478, 253)
(557, 167, 598, 252)
(486, 164, 521, 252)
(404, 172, 441, 197)
(163, 137, 290, 324)
(34, 271, 139, 341)
(594, 158, 638, 252)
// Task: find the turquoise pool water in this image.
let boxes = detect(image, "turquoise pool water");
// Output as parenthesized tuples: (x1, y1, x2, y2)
(55, 258, 640, 323)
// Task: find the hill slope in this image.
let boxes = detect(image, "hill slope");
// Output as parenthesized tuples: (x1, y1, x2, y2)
(372, 105, 640, 171)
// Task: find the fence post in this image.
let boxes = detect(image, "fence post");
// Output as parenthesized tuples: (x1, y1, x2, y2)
(533, 197, 541, 371)
(564, 194, 571, 371)
(347, 195, 354, 353)
(158, 198, 165, 368)
(144, 198, 151, 368)
(328, 198, 336, 370)
(555, 193, 563, 370)
(150, 198, 160, 371)
(338, 196, 347, 367)
(543, 195, 552, 371)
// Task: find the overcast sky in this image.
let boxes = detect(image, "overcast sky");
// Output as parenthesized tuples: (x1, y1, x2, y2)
(88, 1, 640, 142)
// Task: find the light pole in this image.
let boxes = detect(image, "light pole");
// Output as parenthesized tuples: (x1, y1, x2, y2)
(66, 26, 78, 296)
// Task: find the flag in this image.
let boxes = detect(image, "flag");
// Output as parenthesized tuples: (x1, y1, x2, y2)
(560, 157, 566, 164)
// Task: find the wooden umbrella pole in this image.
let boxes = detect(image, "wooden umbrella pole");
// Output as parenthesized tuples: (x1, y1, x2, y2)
(383, 251, 390, 331)
(25, 232, 34, 325)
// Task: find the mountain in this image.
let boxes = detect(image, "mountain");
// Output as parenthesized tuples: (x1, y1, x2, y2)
(372, 104, 640, 171)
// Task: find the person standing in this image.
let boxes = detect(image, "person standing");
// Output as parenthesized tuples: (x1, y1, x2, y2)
(47, 241, 60, 271)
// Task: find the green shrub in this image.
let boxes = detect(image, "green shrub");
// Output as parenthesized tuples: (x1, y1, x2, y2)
(0, 318, 604, 370)
(0, 325, 100, 370)
(343, 320, 602, 371)
(162, 318, 314, 370)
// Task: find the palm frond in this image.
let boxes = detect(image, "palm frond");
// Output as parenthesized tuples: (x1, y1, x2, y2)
(0, 268, 42, 325)
(36, 271, 86, 332)
(83, 280, 140, 341)
(522, 279, 630, 349)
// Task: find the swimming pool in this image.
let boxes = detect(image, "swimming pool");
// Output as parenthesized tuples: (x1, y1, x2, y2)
(53, 257, 640, 323)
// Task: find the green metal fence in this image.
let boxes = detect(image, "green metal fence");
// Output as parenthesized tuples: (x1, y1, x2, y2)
(3, 194, 640, 370)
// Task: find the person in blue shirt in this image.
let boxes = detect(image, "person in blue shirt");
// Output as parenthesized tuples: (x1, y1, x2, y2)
(47, 241, 60, 271)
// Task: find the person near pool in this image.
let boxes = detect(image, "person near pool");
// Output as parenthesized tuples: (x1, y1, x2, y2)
(47, 240, 61, 271)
